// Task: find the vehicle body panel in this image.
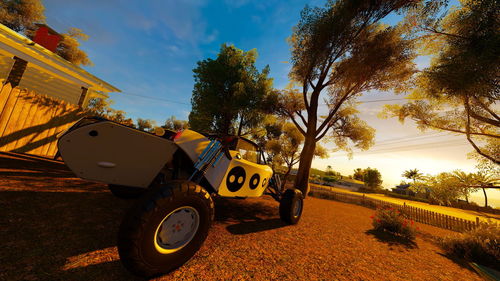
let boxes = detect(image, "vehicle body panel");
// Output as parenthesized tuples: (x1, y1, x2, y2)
(58, 118, 273, 197)
(58, 120, 177, 188)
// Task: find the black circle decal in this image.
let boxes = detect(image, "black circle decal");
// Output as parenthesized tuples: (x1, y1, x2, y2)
(262, 178, 267, 187)
(89, 130, 98, 137)
(226, 166, 246, 192)
(249, 174, 260, 190)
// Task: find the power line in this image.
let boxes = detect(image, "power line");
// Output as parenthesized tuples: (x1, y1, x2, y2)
(373, 133, 453, 147)
(332, 139, 468, 157)
(113, 91, 416, 106)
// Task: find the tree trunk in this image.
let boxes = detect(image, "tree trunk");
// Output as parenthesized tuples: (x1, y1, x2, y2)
(293, 132, 316, 197)
(237, 114, 244, 136)
(482, 187, 488, 207)
(281, 165, 293, 192)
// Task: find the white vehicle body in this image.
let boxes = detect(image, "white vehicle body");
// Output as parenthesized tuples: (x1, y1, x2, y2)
(57, 118, 273, 198)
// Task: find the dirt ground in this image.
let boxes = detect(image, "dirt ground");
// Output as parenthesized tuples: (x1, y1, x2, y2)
(0, 152, 483, 280)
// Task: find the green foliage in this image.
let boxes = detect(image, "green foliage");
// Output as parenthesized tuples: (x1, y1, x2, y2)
(56, 27, 92, 66)
(0, 0, 91, 66)
(189, 44, 275, 136)
(351, 167, 382, 189)
(402, 168, 423, 183)
(385, 0, 500, 164)
(440, 220, 500, 270)
(426, 172, 462, 206)
(163, 116, 189, 131)
(136, 118, 156, 132)
(0, 0, 45, 33)
(371, 207, 417, 240)
(353, 168, 364, 181)
(284, 0, 417, 193)
(322, 175, 340, 183)
(265, 121, 328, 189)
(86, 97, 134, 127)
(363, 168, 383, 189)
(451, 170, 479, 203)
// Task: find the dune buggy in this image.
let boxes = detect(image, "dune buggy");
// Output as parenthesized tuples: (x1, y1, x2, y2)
(57, 117, 304, 278)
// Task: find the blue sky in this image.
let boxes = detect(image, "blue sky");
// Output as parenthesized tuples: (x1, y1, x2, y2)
(43, 0, 328, 122)
(41, 0, 497, 205)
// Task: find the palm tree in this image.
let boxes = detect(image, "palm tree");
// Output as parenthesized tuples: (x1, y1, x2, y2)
(402, 169, 424, 184)
(474, 172, 499, 207)
(451, 170, 478, 203)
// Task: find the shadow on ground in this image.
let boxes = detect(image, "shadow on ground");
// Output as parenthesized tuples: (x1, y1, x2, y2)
(214, 196, 289, 234)
(0, 152, 290, 280)
(365, 229, 418, 250)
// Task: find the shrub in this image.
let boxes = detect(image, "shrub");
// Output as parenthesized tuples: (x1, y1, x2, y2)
(371, 207, 417, 240)
(440, 220, 500, 270)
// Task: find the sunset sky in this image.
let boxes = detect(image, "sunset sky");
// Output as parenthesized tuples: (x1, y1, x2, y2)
(41, 0, 498, 206)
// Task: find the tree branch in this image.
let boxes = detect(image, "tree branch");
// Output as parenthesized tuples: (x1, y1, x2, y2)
(315, 82, 360, 136)
(302, 80, 310, 111)
(464, 96, 499, 164)
(471, 95, 500, 121)
(316, 115, 341, 141)
(287, 113, 306, 136)
(421, 121, 500, 139)
(422, 26, 470, 40)
(468, 109, 500, 127)
(296, 110, 308, 127)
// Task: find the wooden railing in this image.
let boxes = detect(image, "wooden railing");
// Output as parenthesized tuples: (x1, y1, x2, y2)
(309, 186, 495, 232)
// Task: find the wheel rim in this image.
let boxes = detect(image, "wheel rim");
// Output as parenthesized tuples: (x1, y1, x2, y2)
(154, 206, 200, 254)
(293, 198, 303, 218)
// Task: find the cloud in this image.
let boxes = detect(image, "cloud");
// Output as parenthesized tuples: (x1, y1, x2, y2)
(149, 0, 210, 45)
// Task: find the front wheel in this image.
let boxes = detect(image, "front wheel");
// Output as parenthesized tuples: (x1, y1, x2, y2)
(117, 181, 214, 278)
(279, 189, 304, 225)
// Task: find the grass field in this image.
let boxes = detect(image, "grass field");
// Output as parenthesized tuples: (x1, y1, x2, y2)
(0, 152, 484, 280)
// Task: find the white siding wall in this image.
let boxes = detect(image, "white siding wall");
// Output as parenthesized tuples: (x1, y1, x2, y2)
(18, 64, 82, 104)
(0, 53, 14, 84)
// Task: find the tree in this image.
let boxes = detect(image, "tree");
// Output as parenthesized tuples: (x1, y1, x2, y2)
(86, 97, 113, 117)
(0, 0, 92, 66)
(86, 97, 134, 127)
(353, 168, 364, 181)
(265, 122, 328, 190)
(451, 170, 478, 203)
(326, 165, 334, 175)
(402, 168, 423, 184)
(56, 28, 92, 66)
(283, 0, 418, 195)
(474, 172, 499, 207)
(384, 0, 500, 164)
(136, 118, 156, 132)
(108, 110, 135, 128)
(189, 44, 275, 136)
(0, 0, 45, 33)
(426, 172, 461, 206)
(363, 167, 383, 190)
(163, 116, 189, 131)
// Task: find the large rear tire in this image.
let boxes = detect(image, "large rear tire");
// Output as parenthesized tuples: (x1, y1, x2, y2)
(279, 189, 303, 225)
(117, 180, 214, 278)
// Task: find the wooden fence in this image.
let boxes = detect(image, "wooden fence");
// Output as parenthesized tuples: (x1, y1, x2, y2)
(309, 186, 495, 233)
(0, 83, 84, 158)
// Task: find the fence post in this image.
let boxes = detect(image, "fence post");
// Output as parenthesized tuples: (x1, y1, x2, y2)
(476, 217, 480, 228)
